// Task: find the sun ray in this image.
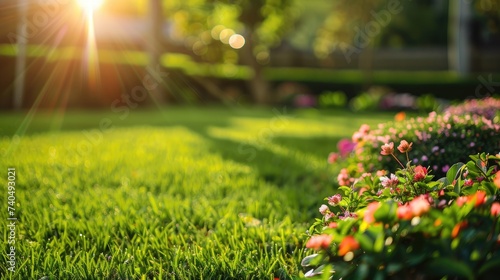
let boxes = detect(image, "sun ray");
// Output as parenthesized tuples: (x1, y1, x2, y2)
(77, 0, 103, 93)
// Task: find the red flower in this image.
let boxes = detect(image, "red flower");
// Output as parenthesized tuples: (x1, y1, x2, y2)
(380, 142, 394, 156)
(397, 140, 413, 153)
(413, 165, 428, 182)
(463, 179, 473, 187)
(491, 202, 500, 216)
(338, 236, 359, 256)
(306, 234, 332, 250)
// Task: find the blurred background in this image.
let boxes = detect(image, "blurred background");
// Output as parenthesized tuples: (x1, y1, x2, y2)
(0, 0, 499, 110)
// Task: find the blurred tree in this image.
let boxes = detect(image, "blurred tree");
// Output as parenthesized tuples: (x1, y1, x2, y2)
(314, 0, 450, 61)
(147, 0, 166, 103)
(448, 0, 471, 76)
(314, 0, 500, 73)
(474, 0, 500, 46)
(96, 0, 300, 104)
(163, 0, 299, 104)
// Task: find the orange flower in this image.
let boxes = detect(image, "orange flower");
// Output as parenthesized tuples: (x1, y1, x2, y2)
(491, 202, 500, 216)
(434, 219, 442, 226)
(380, 142, 394, 156)
(395, 111, 406, 121)
(338, 236, 360, 256)
(397, 205, 413, 220)
(397, 140, 413, 153)
(451, 221, 468, 239)
(494, 171, 500, 189)
(306, 234, 332, 250)
(469, 191, 487, 207)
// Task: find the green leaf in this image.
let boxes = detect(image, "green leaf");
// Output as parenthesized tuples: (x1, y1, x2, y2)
(446, 162, 465, 192)
(476, 158, 487, 174)
(355, 233, 374, 251)
(374, 201, 397, 224)
(339, 186, 351, 194)
(354, 263, 369, 280)
(424, 258, 474, 280)
(479, 256, 500, 276)
(386, 262, 403, 274)
(373, 231, 385, 253)
(481, 182, 496, 196)
(437, 177, 449, 185)
(373, 271, 385, 280)
(301, 254, 321, 268)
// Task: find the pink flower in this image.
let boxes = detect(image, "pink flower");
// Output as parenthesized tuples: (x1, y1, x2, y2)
(359, 124, 370, 134)
(328, 222, 338, 228)
(380, 173, 399, 188)
(319, 204, 329, 215)
(363, 202, 380, 224)
(337, 139, 356, 157)
(380, 142, 394, 156)
(352, 132, 364, 143)
(463, 179, 473, 187)
(491, 202, 500, 216)
(337, 168, 351, 186)
(397, 140, 413, 153)
(306, 234, 332, 250)
(327, 152, 340, 164)
(376, 170, 387, 177)
(456, 196, 468, 207)
(328, 194, 342, 206)
(409, 195, 431, 216)
(325, 212, 335, 221)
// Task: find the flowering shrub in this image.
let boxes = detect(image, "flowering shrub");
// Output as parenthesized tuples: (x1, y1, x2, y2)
(444, 97, 500, 120)
(303, 144, 500, 279)
(344, 108, 500, 178)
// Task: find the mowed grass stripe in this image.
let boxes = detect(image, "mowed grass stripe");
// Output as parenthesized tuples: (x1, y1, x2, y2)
(0, 108, 395, 279)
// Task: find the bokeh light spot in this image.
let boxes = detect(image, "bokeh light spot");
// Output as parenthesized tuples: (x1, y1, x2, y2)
(219, 29, 235, 44)
(229, 34, 245, 49)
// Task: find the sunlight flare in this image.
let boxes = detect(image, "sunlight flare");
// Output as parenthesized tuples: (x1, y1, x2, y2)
(77, 0, 103, 14)
(78, 0, 103, 91)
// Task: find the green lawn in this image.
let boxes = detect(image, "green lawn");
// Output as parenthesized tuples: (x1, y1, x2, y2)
(0, 107, 394, 279)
